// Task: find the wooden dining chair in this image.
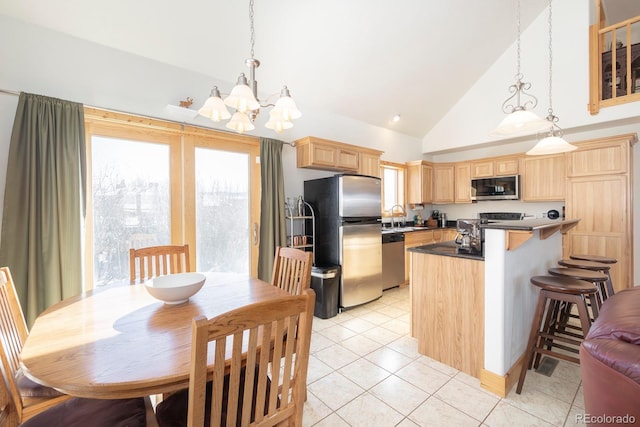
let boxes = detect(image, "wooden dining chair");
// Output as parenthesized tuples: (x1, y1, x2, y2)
(155, 289, 315, 427)
(129, 244, 191, 284)
(0, 267, 73, 426)
(270, 246, 312, 296)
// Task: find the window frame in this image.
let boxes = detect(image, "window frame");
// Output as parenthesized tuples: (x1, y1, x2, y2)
(380, 161, 406, 218)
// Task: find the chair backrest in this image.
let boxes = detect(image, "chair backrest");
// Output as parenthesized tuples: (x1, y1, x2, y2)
(129, 244, 191, 284)
(188, 289, 315, 426)
(270, 247, 312, 296)
(0, 267, 29, 417)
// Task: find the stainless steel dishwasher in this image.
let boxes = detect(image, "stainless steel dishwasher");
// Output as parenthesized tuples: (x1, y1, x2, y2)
(381, 232, 405, 290)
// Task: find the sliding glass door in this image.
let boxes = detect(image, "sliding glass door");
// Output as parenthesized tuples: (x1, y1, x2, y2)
(85, 110, 260, 289)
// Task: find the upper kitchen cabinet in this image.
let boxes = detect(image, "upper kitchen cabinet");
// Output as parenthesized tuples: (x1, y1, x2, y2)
(406, 160, 433, 205)
(566, 135, 631, 177)
(295, 136, 383, 176)
(470, 156, 519, 178)
(520, 154, 566, 201)
(432, 163, 455, 204)
(454, 162, 472, 203)
(358, 151, 383, 177)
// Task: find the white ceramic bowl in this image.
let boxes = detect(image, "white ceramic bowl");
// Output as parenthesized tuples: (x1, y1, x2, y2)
(144, 272, 206, 305)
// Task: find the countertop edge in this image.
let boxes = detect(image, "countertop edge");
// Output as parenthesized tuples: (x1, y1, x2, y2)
(480, 218, 579, 231)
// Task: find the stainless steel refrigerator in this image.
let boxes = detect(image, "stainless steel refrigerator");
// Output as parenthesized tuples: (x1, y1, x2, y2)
(304, 174, 382, 308)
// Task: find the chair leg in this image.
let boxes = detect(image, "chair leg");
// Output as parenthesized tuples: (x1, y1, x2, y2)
(517, 290, 548, 394)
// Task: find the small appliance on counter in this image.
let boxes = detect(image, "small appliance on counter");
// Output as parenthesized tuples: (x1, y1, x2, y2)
(455, 219, 482, 252)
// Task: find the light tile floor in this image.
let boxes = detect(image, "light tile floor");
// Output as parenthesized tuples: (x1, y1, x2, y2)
(302, 286, 586, 427)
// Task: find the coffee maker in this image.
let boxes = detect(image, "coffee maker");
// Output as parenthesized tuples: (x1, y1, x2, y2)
(455, 219, 482, 252)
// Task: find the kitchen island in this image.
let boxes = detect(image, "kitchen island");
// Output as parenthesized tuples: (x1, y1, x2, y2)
(409, 218, 579, 397)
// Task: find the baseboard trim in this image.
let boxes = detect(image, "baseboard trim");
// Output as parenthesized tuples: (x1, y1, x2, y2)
(480, 354, 526, 397)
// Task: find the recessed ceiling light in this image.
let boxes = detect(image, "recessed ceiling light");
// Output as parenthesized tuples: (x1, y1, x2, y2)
(392, 115, 401, 123)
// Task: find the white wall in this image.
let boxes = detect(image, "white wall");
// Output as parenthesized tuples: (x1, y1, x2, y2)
(0, 14, 423, 235)
(422, 0, 640, 154)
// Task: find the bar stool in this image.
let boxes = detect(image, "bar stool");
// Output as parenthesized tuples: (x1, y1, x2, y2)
(548, 267, 607, 315)
(516, 275, 600, 394)
(569, 254, 617, 265)
(558, 259, 615, 301)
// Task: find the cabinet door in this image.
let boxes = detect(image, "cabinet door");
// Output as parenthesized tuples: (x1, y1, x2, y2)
(404, 230, 434, 283)
(566, 174, 630, 290)
(407, 163, 433, 205)
(471, 160, 493, 178)
(358, 153, 380, 177)
(494, 157, 519, 176)
(309, 142, 337, 167)
(520, 154, 566, 201)
(567, 140, 629, 177)
(454, 162, 472, 203)
(336, 148, 359, 170)
(432, 164, 455, 204)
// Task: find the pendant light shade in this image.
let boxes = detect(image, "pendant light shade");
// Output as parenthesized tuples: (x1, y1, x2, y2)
(526, 0, 577, 156)
(490, 109, 549, 138)
(265, 109, 294, 133)
(526, 133, 576, 155)
(271, 86, 302, 121)
(224, 74, 261, 113)
(490, 0, 544, 138)
(226, 111, 255, 133)
(198, 87, 231, 122)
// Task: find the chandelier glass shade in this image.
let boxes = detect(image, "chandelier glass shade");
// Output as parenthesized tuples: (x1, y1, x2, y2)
(197, 0, 301, 134)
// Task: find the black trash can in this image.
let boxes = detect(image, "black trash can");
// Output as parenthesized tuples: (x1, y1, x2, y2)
(310, 265, 340, 319)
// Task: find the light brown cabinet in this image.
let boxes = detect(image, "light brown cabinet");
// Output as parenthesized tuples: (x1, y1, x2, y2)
(295, 136, 382, 174)
(471, 156, 519, 178)
(454, 162, 472, 203)
(432, 164, 455, 204)
(520, 154, 566, 201)
(564, 134, 636, 291)
(358, 152, 381, 177)
(406, 161, 433, 205)
(404, 230, 434, 284)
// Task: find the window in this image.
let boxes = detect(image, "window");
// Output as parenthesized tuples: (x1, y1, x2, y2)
(380, 162, 405, 216)
(84, 108, 260, 289)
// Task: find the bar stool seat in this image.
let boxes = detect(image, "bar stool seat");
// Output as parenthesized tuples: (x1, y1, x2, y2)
(569, 254, 617, 265)
(549, 267, 608, 310)
(558, 259, 615, 301)
(516, 275, 600, 394)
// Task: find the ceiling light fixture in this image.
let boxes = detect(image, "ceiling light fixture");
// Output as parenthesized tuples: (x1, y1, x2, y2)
(490, 0, 548, 138)
(526, 0, 576, 155)
(198, 0, 301, 134)
(392, 114, 401, 123)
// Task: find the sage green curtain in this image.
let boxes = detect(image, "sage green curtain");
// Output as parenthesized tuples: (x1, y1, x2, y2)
(0, 93, 86, 326)
(257, 137, 287, 282)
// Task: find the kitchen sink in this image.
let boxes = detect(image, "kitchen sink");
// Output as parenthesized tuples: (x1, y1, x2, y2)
(382, 227, 417, 234)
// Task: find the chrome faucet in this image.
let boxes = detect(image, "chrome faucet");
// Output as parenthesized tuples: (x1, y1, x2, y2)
(390, 204, 406, 228)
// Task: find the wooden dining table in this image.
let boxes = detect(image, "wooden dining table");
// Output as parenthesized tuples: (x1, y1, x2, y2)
(19, 273, 290, 399)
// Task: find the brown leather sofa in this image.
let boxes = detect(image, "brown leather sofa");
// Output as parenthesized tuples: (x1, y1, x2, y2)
(579, 286, 640, 426)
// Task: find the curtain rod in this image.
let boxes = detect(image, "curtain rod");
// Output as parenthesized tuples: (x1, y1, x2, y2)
(0, 88, 20, 96)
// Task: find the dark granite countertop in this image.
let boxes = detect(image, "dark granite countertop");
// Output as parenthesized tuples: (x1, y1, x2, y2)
(407, 241, 484, 261)
(480, 218, 579, 231)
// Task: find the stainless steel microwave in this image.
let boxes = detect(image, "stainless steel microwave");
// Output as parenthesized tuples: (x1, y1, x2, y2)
(471, 175, 520, 201)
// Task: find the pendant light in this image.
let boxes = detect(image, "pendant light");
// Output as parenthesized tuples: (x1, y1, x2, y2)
(197, 0, 301, 134)
(526, 0, 577, 155)
(490, 0, 548, 138)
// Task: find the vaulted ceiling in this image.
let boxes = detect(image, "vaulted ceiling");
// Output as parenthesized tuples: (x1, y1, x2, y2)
(4, 0, 625, 140)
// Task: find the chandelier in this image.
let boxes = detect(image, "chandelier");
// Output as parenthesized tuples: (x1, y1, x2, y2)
(198, 0, 301, 134)
(526, 0, 576, 155)
(490, 0, 548, 138)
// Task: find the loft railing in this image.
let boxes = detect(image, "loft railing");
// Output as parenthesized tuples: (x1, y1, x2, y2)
(589, 15, 640, 114)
